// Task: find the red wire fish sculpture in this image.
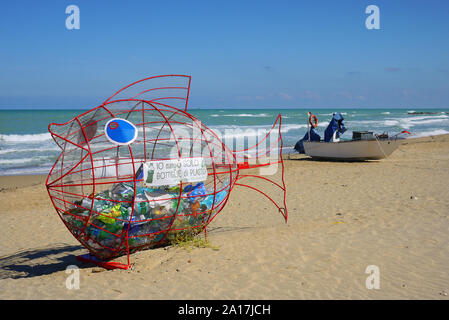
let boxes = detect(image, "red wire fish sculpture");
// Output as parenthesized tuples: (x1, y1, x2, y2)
(46, 75, 287, 269)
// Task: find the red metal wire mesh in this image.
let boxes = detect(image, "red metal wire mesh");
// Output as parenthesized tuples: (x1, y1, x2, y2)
(46, 75, 287, 268)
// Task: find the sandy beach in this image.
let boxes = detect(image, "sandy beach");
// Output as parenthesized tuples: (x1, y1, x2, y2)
(1, 134, 448, 300)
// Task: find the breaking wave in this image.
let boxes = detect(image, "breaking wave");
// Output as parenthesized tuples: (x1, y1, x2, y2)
(0, 132, 52, 143)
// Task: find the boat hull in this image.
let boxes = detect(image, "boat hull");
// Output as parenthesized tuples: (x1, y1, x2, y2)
(303, 139, 400, 161)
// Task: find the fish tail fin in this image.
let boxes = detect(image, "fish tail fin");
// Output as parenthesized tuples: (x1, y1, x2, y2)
(232, 114, 287, 222)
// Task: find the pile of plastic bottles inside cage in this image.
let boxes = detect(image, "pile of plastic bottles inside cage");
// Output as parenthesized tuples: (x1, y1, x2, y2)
(62, 179, 230, 259)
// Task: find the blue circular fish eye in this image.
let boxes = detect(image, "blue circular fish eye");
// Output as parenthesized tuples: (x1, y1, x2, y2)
(104, 118, 138, 145)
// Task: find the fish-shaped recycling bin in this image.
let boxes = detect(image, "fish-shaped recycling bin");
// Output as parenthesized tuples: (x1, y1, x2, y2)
(46, 75, 287, 269)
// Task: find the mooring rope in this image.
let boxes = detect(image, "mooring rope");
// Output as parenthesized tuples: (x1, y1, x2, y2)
(374, 135, 389, 159)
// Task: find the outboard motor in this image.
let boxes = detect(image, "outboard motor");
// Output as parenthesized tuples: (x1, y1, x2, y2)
(324, 113, 347, 142)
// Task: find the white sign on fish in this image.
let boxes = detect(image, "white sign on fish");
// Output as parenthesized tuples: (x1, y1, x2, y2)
(139, 157, 208, 186)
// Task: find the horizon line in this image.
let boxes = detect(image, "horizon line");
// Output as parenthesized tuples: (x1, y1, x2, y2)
(1, 106, 448, 111)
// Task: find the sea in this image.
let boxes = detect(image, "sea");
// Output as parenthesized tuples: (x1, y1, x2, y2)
(1, 108, 449, 176)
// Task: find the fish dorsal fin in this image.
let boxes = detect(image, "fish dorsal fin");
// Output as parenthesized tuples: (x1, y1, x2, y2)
(103, 75, 191, 111)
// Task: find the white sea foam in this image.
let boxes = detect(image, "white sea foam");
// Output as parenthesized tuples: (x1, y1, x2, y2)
(208, 123, 307, 141)
(0, 132, 52, 143)
(0, 165, 53, 176)
(381, 112, 390, 115)
(367, 115, 449, 129)
(318, 112, 347, 116)
(384, 120, 399, 126)
(0, 147, 61, 155)
(408, 118, 449, 125)
(410, 129, 449, 138)
(0, 156, 52, 165)
(396, 115, 449, 129)
(210, 113, 270, 118)
(407, 114, 448, 120)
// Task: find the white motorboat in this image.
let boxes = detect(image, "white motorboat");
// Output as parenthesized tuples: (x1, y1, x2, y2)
(302, 138, 401, 161)
(295, 112, 409, 161)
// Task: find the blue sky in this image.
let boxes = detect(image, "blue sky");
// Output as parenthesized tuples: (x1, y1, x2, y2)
(0, 0, 448, 109)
